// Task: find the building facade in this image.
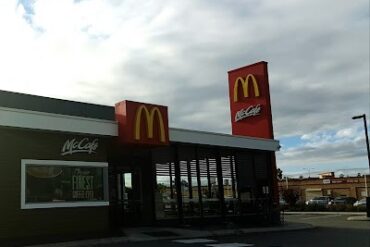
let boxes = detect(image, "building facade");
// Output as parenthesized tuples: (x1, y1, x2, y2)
(278, 175, 369, 202)
(0, 61, 280, 240)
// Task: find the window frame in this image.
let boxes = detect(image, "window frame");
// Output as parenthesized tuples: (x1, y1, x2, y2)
(21, 159, 109, 209)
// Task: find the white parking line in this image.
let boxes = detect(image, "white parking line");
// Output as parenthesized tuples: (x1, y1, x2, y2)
(206, 243, 255, 247)
(173, 238, 217, 244)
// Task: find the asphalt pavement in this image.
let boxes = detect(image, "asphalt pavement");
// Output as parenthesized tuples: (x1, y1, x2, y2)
(25, 221, 313, 247)
(26, 212, 370, 247)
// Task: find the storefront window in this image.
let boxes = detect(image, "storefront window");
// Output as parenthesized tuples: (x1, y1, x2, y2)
(21, 160, 109, 209)
(180, 160, 200, 218)
(155, 162, 178, 219)
(199, 157, 221, 217)
(221, 155, 238, 216)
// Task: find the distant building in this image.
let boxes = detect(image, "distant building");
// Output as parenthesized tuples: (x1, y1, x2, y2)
(319, 172, 335, 179)
(278, 173, 369, 201)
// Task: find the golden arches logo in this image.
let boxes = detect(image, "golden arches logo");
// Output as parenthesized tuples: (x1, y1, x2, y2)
(134, 105, 166, 142)
(233, 74, 260, 102)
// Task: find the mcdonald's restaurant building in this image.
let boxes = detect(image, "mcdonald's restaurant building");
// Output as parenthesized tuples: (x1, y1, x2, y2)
(0, 61, 280, 241)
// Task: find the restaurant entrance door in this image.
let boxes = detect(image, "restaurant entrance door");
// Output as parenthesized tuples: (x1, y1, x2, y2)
(114, 167, 143, 226)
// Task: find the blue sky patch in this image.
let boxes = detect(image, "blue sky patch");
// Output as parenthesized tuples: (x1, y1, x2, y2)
(279, 135, 303, 149)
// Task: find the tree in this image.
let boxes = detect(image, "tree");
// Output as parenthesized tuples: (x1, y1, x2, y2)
(157, 183, 167, 194)
(282, 189, 300, 206)
(277, 168, 283, 181)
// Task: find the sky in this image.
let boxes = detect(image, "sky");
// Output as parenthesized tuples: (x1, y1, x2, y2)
(0, 0, 369, 177)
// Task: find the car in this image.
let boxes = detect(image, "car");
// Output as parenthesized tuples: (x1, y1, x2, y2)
(306, 196, 333, 206)
(329, 196, 357, 205)
(279, 198, 288, 206)
(353, 198, 367, 207)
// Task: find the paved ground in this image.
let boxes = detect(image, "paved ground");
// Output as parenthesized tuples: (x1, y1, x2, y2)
(25, 213, 369, 247)
(93, 214, 370, 247)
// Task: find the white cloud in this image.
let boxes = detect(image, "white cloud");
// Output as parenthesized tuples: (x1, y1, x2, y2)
(278, 125, 368, 171)
(335, 128, 355, 139)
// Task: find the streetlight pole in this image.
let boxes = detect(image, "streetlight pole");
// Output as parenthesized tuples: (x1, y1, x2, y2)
(303, 168, 314, 178)
(352, 114, 370, 217)
(285, 176, 289, 189)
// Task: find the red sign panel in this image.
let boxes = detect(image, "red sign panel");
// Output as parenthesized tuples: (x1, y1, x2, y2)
(115, 101, 169, 145)
(228, 61, 274, 139)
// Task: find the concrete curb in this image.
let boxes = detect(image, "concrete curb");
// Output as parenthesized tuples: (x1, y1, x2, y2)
(25, 236, 131, 247)
(347, 216, 370, 221)
(283, 211, 366, 216)
(25, 223, 315, 247)
(207, 223, 315, 236)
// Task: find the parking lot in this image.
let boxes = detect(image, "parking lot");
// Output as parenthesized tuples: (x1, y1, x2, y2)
(91, 213, 369, 247)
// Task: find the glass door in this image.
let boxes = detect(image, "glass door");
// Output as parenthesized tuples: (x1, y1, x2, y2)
(116, 168, 142, 226)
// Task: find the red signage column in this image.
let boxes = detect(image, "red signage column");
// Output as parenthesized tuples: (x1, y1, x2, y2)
(228, 61, 274, 139)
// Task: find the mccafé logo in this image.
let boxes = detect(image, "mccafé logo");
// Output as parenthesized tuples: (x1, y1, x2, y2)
(61, 138, 99, 156)
(134, 105, 166, 142)
(233, 74, 260, 102)
(235, 104, 262, 122)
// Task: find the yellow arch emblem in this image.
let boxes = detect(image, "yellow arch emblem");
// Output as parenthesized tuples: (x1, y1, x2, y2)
(134, 105, 166, 142)
(233, 74, 260, 102)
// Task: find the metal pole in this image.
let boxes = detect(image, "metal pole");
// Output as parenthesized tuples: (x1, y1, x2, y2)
(352, 114, 370, 217)
(361, 115, 370, 217)
(362, 114, 370, 169)
(285, 176, 288, 189)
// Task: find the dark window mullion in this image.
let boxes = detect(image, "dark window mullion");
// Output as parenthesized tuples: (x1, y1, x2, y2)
(216, 151, 225, 218)
(206, 158, 212, 198)
(187, 160, 193, 199)
(230, 155, 236, 198)
(169, 162, 174, 199)
(174, 145, 183, 223)
(195, 147, 203, 217)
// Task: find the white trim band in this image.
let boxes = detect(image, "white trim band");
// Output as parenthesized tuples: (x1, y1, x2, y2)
(169, 128, 280, 151)
(22, 201, 109, 209)
(0, 106, 280, 152)
(0, 106, 118, 136)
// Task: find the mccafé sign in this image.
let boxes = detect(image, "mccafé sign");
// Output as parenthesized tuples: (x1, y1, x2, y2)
(235, 104, 262, 122)
(115, 100, 169, 145)
(228, 61, 274, 139)
(61, 138, 99, 156)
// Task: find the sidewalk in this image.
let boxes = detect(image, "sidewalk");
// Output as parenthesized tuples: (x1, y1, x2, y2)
(282, 211, 369, 221)
(347, 215, 370, 221)
(283, 211, 366, 216)
(26, 222, 314, 247)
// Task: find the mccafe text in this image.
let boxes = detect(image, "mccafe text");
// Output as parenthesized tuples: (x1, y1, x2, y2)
(61, 138, 99, 156)
(234, 104, 262, 122)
